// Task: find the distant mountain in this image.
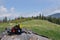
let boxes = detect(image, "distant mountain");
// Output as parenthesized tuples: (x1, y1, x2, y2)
(49, 13, 60, 18)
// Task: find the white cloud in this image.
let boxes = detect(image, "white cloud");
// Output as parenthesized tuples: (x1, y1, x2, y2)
(0, 5, 21, 19)
(0, 6, 13, 17)
(0, 6, 8, 13)
(27, 12, 40, 17)
(0, 14, 11, 17)
(42, 0, 60, 16)
(42, 6, 60, 16)
(18, 11, 41, 17)
(10, 7, 15, 12)
(51, 10, 60, 14)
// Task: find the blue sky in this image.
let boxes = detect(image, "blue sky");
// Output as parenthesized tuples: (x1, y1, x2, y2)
(0, 0, 60, 19)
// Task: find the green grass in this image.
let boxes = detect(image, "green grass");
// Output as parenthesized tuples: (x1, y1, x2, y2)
(0, 23, 9, 33)
(0, 20, 60, 40)
(21, 20, 60, 40)
(0, 23, 16, 33)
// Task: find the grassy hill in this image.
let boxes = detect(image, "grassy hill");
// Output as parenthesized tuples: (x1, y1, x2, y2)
(0, 23, 9, 33)
(21, 20, 60, 40)
(0, 23, 15, 33)
(0, 20, 60, 40)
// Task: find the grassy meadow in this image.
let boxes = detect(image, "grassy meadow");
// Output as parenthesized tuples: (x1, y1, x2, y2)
(0, 20, 60, 40)
(21, 20, 60, 40)
(0, 23, 15, 33)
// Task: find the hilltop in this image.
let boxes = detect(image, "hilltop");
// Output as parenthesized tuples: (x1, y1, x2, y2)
(21, 20, 60, 40)
(0, 20, 60, 40)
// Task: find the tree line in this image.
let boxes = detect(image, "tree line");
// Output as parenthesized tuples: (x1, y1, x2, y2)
(32, 14, 60, 25)
(0, 14, 60, 25)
